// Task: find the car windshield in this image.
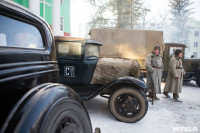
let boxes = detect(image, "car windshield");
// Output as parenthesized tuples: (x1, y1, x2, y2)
(56, 41, 82, 59)
(85, 44, 100, 58)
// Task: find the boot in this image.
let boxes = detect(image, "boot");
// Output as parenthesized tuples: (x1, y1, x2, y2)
(163, 91, 170, 98)
(173, 93, 182, 103)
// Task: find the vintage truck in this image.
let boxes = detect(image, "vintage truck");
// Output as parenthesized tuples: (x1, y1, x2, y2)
(0, 1, 95, 133)
(55, 36, 148, 123)
(162, 43, 200, 87)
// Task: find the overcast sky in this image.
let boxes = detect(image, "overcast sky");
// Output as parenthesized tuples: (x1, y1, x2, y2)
(70, 0, 200, 38)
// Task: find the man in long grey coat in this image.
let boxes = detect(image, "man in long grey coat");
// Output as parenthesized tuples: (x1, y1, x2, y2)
(145, 46, 163, 101)
(163, 49, 185, 102)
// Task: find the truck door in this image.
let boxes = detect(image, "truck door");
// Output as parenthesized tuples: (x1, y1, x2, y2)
(81, 43, 100, 84)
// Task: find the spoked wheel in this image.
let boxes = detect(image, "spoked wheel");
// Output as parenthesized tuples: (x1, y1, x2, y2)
(109, 86, 148, 123)
(115, 94, 141, 118)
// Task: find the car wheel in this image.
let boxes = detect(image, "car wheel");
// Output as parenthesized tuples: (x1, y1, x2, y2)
(41, 99, 92, 133)
(109, 86, 148, 123)
(196, 74, 200, 87)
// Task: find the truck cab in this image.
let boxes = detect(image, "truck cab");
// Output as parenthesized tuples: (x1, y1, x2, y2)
(55, 36, 148, 123)
(56, 36, 102, 86)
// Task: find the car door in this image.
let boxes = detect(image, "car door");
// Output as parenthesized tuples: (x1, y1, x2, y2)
(0, 7, 57, 125)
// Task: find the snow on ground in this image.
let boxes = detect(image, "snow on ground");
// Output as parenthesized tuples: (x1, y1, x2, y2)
(84, 80, 200, 133)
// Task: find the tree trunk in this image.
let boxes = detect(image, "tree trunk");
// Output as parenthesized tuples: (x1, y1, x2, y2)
(130, 0, 133, 29)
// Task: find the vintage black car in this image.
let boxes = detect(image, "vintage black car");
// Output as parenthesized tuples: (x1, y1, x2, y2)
(55, 36, 148, 123)
(0, 1, 94, 133)
(162, 43, 200, 87)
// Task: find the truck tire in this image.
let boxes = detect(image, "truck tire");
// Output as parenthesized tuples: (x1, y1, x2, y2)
(41, 98, 92, 133)
(109, 86, 148, 123)
(196, 74, 200, 87)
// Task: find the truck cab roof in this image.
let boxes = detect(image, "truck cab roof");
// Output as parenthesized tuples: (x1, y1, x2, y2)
(55, 36, 102, 46)
(165, 43, 187, 48)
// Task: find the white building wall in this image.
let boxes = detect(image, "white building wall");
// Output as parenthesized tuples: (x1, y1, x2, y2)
(29, 0, 40, 15)
(185, 20, 200, 59)
(52, 0, 62, 36)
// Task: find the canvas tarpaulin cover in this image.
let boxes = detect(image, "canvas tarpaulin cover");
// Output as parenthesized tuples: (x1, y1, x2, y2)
(90, 58, 140, 84)
(89, 29, 165, 69)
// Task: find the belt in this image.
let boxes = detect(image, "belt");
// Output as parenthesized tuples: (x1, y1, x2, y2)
(152, 66, 161, 69)
(176, 67, 182, 69)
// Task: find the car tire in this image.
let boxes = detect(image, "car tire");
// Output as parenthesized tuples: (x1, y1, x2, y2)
(108, 86, 148, 123)
(41, 98, 92, 133)
(196, 74, 200, 87)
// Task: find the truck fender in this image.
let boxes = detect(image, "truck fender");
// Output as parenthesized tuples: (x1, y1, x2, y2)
(100, 76, 147, 96)
(195, 67, 200, 76)
(1, 83, 92, 133)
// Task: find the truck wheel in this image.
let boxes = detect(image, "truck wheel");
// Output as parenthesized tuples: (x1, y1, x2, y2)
(42, 99, 92, 133)
(196, 74, 200, 87)
(109, 86, 148, 123)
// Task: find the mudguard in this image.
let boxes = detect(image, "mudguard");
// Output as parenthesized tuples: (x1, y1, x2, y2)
(1, 83, 90, 133)
(195, 67, 200, 76)
(100, 76, 147, 96)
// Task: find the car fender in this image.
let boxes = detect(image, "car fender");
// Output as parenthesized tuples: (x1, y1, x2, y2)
(100, 76, 147, 96)
(1, 83, 90, 133)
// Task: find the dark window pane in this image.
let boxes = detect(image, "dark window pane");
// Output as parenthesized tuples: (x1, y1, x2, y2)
(57, 42, 82, 59)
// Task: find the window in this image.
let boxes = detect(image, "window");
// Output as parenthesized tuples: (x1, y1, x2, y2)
(194, 31, 199, 37)
(194, 42, 198, 47)
(0, 34, 6, 46)
(56, 42, 82, 59)
(60, 16, 64, 31)
(61, 0, 64, 4)
(85, 44, 100, 58)
(193, 52, 197, 58)
(0, 14, 43, 49)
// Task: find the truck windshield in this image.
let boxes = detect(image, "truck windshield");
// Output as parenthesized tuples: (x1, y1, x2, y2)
(85, 44, 100, 58)
(56, 42, 82, 59)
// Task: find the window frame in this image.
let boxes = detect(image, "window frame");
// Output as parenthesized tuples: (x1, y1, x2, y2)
(194, 31, 199, 37)
(193, 52, 198, 58)
(56, 41, 84, 60)
(0, 11, 46, 51)
(194, 42, 198, 47)
(60, 16, 64, 31)
(84, 43, 100, 59)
